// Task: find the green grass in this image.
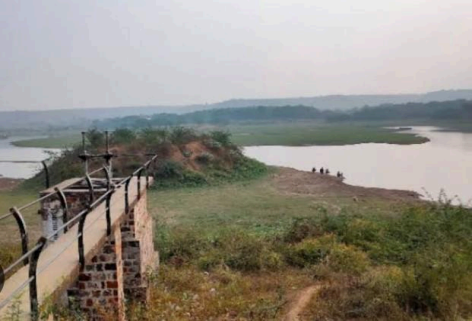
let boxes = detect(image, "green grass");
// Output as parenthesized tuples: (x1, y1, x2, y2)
(225, 123, 429, 146)
(150, 175, 394, 235)
(0, 187, 42, 268)
(144, 170, 472, 320)
(10, 123, 430, 148)
(11, 134, 81, 148)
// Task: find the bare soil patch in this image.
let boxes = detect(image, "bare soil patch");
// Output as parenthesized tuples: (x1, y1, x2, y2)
(272, 167, 420, 203)
(0, 178, 23, 191)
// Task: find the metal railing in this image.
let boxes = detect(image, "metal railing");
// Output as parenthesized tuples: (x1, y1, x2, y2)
(0, 154, 157, 320)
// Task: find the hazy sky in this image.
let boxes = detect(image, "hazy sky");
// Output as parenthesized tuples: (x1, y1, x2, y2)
(1, 0, 471, 111)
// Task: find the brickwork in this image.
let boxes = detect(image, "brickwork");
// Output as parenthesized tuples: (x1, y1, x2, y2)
(121, 192, 158, 302)
(40, 177, 158, 320)
(68, 227, 125, 321)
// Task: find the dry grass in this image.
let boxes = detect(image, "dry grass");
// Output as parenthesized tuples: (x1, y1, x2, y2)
(128, 266, 312, 321)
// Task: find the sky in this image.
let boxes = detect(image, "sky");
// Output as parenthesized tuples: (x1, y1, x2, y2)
(0, 0, 471, 111)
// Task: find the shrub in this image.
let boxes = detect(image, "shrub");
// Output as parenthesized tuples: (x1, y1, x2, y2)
(283, 217, 323, 243)
(285, 235, 337, 268)
(155, 160, 183, 179)
(195, 152, 214, 165)
(112, 128, 136, 144)
(169, 127, 197, 145)
(158, 228, 210, 263)
(204, 139, 222, 151)
(181, 149, 192, 158)
(209, 130, 232, 147)
(327, 243, 370, 275)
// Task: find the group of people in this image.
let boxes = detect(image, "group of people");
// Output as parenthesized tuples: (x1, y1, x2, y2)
(312, 167, 344, 179)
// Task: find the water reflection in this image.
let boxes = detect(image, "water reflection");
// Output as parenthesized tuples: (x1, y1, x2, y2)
(244, 127, 472, 205)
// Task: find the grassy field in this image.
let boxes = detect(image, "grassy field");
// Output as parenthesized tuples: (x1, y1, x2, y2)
(0, 187, 42, 269)
(1, 165, 471, 320)
(11, 122, 429, 148)
(11, 134, 81, 148)
(133, 168, 472, 320)
(227, 122, 429, 146)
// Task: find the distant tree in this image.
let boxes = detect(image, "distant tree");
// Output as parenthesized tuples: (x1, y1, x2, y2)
(112, 128, 136, 144)
(86, 128, 105, 148)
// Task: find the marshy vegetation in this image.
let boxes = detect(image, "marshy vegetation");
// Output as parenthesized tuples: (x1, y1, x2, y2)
(135, 173, 472, 320)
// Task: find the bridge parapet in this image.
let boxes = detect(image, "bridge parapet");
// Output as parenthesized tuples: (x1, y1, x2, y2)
(0, 157, 158, 320)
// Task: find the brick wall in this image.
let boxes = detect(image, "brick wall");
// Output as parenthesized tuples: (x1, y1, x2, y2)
(68, 227, 125, 321)
(121, 192, 158, 302)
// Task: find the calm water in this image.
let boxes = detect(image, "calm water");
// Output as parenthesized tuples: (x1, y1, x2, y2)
(0, 138, 60, 179)
(244, 127, 472, 205)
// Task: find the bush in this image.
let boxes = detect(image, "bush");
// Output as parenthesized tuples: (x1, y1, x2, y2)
(285, 235, 336, 268)
(204, 139, 222, 151)
(169, 127, 197, 145)
(112, 128, 136, 144)
(155, 160, 183, 179)
(195, 152, 214, 165)
(209, 130, 232, 147)
(327, 244, 370, 275)
(283, 217, 323, 243)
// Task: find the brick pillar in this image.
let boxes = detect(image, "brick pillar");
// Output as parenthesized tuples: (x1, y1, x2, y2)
(68, 228, 126, 321)
(121, 192, 158, 302)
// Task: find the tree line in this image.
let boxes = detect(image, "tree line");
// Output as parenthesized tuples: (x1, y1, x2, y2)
(93, 100, 472, 128)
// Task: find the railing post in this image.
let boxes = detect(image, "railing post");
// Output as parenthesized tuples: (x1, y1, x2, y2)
(102, 166, 111, 191)
(105, 189, 114, 236)
(84, 174, 94, 204)
(10, 207, 29, 265)
(29, 237, 47, 321)
(54, 187, 69, 233)
(0, 264, 4, 293)
(125, 177, 131, 214)
(137, 168, 144, 200)
(77, 207, 91, 269)
(41, 161, 50, 189)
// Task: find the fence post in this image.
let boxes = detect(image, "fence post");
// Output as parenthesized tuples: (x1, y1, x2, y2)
(77, 207, 91, 269)
(29, 237, 47, 321)
(105, 190, 114, 236)
(0, 264, 4, 293)
(41, 161, 50, 189)
(10, 207, 29, 265)
(137, 168, 144, 200)
(102, 166, 111, 191)
(84, 174, 94, 204)
(145, 161, 154, 189)
(125, 177, 131, 214)
(54, 187, 69, 233)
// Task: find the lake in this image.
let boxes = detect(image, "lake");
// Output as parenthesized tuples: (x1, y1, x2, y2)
(0, 138, 60, 179)
(244, 127, 472, 205)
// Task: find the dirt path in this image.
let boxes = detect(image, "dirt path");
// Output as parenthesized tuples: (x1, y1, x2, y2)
(284, 285, 321, 321)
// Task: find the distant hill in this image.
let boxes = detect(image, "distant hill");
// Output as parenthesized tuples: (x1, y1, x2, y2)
(2, 90, 472, 131)
(209, 90, 472, 111)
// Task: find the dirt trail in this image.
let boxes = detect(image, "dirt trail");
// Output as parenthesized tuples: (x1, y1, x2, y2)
(284, 285, 321, 321)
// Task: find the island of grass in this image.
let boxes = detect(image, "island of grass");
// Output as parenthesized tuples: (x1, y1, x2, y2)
(11, 122, 429, 149)
(11, 134, 81, 148)
(1, 127, 470, 320)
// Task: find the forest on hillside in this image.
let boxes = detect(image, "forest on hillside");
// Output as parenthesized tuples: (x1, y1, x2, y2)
(94, 99, 472, 129)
